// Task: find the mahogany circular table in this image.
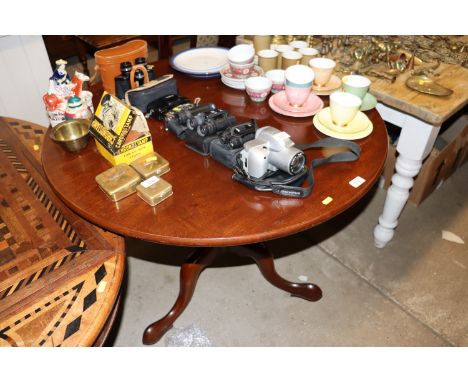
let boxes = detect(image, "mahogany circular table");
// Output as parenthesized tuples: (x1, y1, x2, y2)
(42, 60, 388, 345)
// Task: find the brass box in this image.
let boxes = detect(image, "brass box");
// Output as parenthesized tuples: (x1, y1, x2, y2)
(95, 163, 141, 202)
(136, 176, 173, 207)
(130, 151, 170, 179)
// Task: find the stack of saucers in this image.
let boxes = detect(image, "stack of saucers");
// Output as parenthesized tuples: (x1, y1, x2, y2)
(220, 64, 264, 90)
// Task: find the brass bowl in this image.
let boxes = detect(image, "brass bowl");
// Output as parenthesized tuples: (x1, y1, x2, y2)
(50, 119, 91, 152)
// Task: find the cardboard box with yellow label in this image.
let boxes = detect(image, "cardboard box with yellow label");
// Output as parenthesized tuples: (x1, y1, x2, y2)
(90, 92, 153, 166)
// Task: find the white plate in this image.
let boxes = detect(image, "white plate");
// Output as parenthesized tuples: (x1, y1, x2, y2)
(171, 47, 229, 74)
(220, 75, 245, 84)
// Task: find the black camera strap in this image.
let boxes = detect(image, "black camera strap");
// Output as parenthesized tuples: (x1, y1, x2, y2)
(232, 137, 361, 198)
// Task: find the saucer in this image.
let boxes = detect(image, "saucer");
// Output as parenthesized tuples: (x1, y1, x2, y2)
(269, 91, 323, 118)
(312, 75, 342, 96)
(313, 107, 373, 140)
(360, 92, 377, 111)
(220, 64, 263, 81)
(221, 77, 245, 90)
(317, 107, 371, 134)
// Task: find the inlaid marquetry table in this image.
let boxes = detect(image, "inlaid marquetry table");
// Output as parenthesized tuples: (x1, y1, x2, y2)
(42, 60, 388, 345)
(0, 117, 125, 347)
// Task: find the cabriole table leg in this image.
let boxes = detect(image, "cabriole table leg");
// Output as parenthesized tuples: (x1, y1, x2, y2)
(238, 244, 323, 302)
(142, 247, 217, 345)
(142, 243, 323, 345)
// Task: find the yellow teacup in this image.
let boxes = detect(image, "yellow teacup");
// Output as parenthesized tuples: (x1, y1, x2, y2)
(329, 92, 362, 127)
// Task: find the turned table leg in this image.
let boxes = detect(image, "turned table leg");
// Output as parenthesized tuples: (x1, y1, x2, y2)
(142, 248, 217, 345)
(238, 244, 322, 302)
(373, 103, 441, 248)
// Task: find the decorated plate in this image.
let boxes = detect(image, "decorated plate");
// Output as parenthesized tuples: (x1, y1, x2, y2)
(220, 64, 264, 80)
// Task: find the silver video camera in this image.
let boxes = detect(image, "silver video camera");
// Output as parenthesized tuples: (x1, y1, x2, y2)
(239, 126, 306, 179)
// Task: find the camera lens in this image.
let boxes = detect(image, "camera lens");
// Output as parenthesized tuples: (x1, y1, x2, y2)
(289, 152, 306, 174)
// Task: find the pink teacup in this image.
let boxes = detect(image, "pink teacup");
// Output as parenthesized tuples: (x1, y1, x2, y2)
(284, 85, 312, 107)
(284, 65, 315, 107)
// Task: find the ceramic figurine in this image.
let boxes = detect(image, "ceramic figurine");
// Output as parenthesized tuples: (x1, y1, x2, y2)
(71, 71, 88, 97)
(48, 59, 73, 99)
(43, 59, 93, 126)
(43, 93, 66, 127)
(71, 71, 94, 115)
(65, 95, 93, 120)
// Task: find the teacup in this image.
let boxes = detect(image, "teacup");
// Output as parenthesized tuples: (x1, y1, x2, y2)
(299, 47, 319, 65)
(289, 40, 309, 51)
(284, 65, 315, 107)
(245, 76, 272, 103)
(265, 69, 285, 93)
(258, 49, 279, 73)
(281, 51, 302, 70)
(342, 74, 371, 100)
(228, 44, 255, 64)
(309, 57, 336, 87)
(253, 35, 272, 53)
(329, 92, 362, 127)
(274, 44, 294, 68)
(229, 61, 255, 78)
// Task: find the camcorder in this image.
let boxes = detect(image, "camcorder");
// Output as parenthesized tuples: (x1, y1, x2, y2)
(146, 94, 191, 121)
(219, 119, 257, 149)
(210, 120, 258, 168)
(183, 107, 237, 156)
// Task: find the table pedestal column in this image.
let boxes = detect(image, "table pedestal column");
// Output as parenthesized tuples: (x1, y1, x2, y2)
(142, 244, 323, 345)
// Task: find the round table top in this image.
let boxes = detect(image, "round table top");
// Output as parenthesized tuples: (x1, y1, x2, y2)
(42, 60, 388, 247)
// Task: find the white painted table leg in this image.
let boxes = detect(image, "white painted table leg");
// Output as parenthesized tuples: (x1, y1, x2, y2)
(374, 156, 422, 247)
(373, 103, 441, 248)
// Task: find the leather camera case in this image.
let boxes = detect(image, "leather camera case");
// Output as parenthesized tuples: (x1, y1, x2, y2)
(209, 138, 243, 169)
(125, 67, 178, 114)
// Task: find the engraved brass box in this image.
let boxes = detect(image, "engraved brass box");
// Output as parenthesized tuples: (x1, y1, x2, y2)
(95, 163, 141, 202)
(136, 176, 173, 207)
(130, 151, 170, 179)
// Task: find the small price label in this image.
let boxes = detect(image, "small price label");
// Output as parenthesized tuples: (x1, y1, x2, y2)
(322, 196, 333, 205)
(349, 176, 366, 188)
(141, 176, 160, 188)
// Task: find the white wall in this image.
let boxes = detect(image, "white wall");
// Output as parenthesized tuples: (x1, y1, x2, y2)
(0, 35, 52, 126)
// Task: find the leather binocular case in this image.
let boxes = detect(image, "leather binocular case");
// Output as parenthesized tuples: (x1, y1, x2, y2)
(94, 39, 148, 94)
